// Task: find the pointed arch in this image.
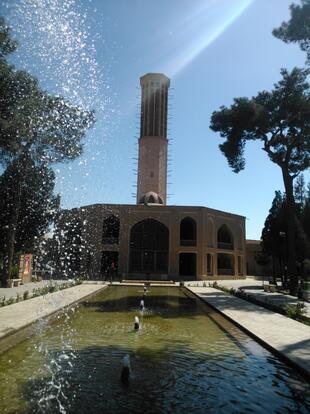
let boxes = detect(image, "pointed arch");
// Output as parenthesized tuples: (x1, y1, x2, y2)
(129, 219, 169, 273)
(217, 224, 234, 250)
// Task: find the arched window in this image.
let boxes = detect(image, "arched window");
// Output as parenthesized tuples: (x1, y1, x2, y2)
(217, 224, 234, 250)
(180, 217, 197, 246)
(102, 215, 120, 244)
(129, 219, 169, 273)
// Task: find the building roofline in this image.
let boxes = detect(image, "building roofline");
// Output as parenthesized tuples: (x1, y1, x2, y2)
(63, 202, 246, 220)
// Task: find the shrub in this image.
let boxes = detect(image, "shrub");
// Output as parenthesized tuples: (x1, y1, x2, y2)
(284, 302, 306, 320)
(23, 290, 29, 300)
(6, 297, 15, 305)
(10, 265, 19, 279)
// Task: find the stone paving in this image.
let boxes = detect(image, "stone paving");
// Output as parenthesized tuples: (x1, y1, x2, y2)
(188, 286, 310, 378)
(0, 284, 106, 353)
(0, 279, 68, 300)
(186, 278, 310, 319)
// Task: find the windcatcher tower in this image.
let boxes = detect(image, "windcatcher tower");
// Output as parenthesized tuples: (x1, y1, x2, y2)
(137, 73, 170, 205)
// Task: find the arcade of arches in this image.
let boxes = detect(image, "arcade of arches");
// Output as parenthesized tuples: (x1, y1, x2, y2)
(58, 204, 246, 280)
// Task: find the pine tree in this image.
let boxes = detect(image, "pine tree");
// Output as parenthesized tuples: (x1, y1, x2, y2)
(210, 68, 310, 294)
(0, 18, 95, 285)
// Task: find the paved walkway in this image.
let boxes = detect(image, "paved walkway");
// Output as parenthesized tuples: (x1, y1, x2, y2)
(188, 286, 310, 378)
(0, 284, 106, 354)
(186, 278, 310, 319)
(0, 279, 69, 300)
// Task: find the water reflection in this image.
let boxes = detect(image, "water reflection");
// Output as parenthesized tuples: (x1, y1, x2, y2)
(0, 286, 309, 413)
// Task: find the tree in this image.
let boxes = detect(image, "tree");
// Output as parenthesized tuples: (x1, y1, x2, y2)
(0, 18, 95, 285)
(273, 0, 310, 65)
(302, 181, 310, 241)
(261, 192, 287, 280)
(294, 173, 306, 216)
(261, 192, 285, 254)
(210, 68, 310, 294)
(261, 188, 310, 287)
(0, 17, 17, 58)
(0, 156, 59, 257)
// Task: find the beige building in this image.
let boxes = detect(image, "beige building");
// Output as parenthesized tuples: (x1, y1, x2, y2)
(56, 73, 246, 281)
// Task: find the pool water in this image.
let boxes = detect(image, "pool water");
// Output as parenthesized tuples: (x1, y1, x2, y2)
(0, 286, 309, 413)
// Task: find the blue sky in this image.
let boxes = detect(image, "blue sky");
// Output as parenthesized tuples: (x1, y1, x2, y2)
(1, 0, 309, 239)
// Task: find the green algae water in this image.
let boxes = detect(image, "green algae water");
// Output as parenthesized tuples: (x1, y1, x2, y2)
(0, 286, 309, 413)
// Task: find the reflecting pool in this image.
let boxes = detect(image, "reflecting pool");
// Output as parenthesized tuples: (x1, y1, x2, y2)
(0, 286, 309, 413)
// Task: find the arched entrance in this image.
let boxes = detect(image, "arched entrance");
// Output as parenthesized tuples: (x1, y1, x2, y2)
(217, 224, 234, 250)
(129, 219, 169, 274)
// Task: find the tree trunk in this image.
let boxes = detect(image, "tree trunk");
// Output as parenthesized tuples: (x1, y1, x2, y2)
(1, 180, 22, 286)
(282, 169, 298, 295)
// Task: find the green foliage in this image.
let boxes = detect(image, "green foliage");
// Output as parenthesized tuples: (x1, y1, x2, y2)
(9, 264, 19, 279)
(0, 279, 81, 308)
(0, 158, 60, 255)
(210, 67, 310, 294)
(0, 17, 95, 285)
(210, 68, 310, 176)
(261, 191, 286, 260)
(209, 282, 309, 324)
(261, 185, 310, 281)
(284, 302, 306, 319)
(294, 174, 306, 212)
(273, 0, 310, 64)
(0, 17, 17, 58)
(0, 55, 95, 165)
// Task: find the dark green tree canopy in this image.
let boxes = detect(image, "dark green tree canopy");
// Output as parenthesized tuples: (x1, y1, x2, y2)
(0, 63, 95, 165)
(0, 17, 95, 284)
(261, 191, 286, 260)
(0, 17, 17, 58)
(0, 17, 95, 166)
(210, 68, 310, 177)
(273, 0, 310, 64)
(0, 156, 60, 254)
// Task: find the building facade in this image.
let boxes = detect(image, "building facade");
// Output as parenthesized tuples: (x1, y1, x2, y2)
(56, 73, 246, 281)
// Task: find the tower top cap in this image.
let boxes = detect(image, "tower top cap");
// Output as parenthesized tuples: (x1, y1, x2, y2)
(140, 73, 170, 87)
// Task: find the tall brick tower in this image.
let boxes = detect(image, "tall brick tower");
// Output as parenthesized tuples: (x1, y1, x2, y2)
(137, 73, 170, 205)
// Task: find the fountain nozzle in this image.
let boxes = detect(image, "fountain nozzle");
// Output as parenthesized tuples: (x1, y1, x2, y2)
(134, 316, 140, 330)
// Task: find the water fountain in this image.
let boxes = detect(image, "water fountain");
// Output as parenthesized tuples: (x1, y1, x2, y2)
(1, 1, 310, 412)
(134, 316, 140, 330)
